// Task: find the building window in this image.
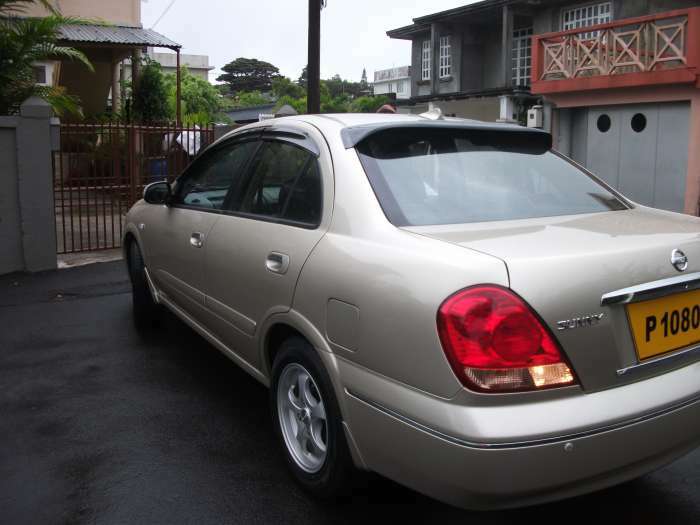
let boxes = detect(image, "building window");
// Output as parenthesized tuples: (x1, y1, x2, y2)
(439, 35, 451, 78)
(562, 2, 612, 38)
(421, 40, 431, 80)
(512, 27, 533, 87)
(33, 65, 47, 84)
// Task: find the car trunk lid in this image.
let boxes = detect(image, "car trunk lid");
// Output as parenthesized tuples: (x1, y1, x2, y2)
(405, 207, 700, 392)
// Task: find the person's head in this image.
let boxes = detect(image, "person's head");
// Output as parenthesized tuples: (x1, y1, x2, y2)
(376, 104, 397, 114)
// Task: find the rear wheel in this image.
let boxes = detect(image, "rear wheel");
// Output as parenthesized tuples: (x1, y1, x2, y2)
(128, 241, 161, 330)
(270, 336, 355, 500)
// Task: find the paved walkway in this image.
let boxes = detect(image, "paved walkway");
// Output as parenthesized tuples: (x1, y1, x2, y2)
(1, 262, 698, 523)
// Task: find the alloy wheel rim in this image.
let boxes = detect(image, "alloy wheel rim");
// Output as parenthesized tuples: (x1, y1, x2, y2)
(277, 363, 328, 473)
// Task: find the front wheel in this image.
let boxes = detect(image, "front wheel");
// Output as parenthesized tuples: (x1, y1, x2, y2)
(128, 241, 161, 330)
(270, 337, 355, 499)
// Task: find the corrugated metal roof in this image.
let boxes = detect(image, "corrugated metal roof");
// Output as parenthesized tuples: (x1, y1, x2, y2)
(57, 24, 180, 49)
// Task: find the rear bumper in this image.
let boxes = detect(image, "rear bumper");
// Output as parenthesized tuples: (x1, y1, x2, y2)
(342, 386, 700, 510)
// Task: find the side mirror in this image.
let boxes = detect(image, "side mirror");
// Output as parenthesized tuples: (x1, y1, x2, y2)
(143, 181, 171, 205)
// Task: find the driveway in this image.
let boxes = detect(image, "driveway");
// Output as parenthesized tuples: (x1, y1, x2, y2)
(1, 261, 699, 524)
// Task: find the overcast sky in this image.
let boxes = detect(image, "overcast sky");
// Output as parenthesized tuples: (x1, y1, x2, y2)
(141, 0, 477, 84)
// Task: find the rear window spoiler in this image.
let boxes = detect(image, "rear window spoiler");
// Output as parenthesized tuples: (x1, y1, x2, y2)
(340, 121, 552, 150)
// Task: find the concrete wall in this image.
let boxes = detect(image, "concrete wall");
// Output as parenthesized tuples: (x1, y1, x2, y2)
(410, 36, 432, 97)
(24, 0, 141, 26)
(0, 98, 59, 275)
(481, 21, 506, 90)
(436, 27, 461, 95)
(400, 97, 501, 121)
(373, 79, 411, 99)
(0, 118, 24, 274)
(406, 11, 510, 98)
(151, 52, 212, 81)
(60, 58, 113, 117)
(461, 29, 485, 91)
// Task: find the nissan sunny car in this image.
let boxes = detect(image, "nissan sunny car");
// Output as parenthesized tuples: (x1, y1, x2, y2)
(123, 113, 700, 509)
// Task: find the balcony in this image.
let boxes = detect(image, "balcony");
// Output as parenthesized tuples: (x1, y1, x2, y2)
(531, 7, 700, 94)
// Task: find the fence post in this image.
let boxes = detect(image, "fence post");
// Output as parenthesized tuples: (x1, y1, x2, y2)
(129, 123, 137, 205)
(16, 97, 58, 271)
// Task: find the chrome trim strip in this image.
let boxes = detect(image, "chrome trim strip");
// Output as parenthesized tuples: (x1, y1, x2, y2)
(600, 272, 700, 306)
(617, 344, 700, 376)
(345, 389, 700, 450)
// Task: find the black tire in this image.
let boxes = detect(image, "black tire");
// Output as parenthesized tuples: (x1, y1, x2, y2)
(270, 336, 355, 500)
(128, 241, 161, 330)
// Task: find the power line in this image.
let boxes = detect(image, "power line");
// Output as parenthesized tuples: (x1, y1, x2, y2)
(150, 0, 178, 30)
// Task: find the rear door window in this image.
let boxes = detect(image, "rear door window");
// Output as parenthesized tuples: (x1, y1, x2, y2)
(355, 128, 627, 226)
(231, 140, 322, 226)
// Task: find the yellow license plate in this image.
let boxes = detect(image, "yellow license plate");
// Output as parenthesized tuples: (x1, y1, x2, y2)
(627, 289, 700, 360)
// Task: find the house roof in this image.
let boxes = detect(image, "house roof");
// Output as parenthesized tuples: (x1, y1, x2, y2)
(223, 103, 277, 123)
(57, 24, 181, 49)
(387, 0, 513, 39)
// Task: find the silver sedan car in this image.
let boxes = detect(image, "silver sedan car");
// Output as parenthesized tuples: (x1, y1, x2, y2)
(124, 113, 700, 509)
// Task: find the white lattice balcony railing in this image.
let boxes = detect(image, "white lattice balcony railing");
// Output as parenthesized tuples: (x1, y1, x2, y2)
(531, 7, 700, 94)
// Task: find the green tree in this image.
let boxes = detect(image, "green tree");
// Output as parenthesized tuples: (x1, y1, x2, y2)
(217, 57, 281, 95)
(0, 0, 94, 116)
(350, 95, 391, 113)
(231, 90, 269, 108)
(271, 76, 304, 99)
(325, 73, 363, 99)
(132, 58, 170, 123)
(321, 94, 350, 113)
(163, 67, 223, 123)
(297, 65, 308, 89)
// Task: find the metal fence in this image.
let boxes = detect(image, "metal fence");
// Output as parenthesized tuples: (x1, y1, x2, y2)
(53, 121, 215, 254)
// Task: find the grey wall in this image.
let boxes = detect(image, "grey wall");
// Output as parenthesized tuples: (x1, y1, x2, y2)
(481, 22, 506, 90)
(0, 98, 59, 275)
(0, 119, 24, 275)
(461, 29, 484, 91)
(435, 26, 461, 95)
(410, 33, 432, 97)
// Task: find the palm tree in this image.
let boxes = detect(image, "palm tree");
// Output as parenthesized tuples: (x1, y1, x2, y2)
(0, 0, 94, 116)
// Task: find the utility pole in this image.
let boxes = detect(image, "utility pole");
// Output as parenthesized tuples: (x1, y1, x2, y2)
(307, 0, 322, 114)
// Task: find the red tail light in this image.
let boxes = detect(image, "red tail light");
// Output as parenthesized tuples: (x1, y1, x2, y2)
(437, 285, 577, 393)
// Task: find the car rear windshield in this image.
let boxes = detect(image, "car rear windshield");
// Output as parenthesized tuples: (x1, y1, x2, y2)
(355, 127, 627, 226)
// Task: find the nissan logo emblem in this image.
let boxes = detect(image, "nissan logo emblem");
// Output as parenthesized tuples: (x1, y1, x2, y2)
(671, 249, 688, 272)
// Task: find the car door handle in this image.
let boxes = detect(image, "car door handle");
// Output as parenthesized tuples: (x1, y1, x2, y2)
(190, 232, 204, 248)
(266, 252, 290, 274)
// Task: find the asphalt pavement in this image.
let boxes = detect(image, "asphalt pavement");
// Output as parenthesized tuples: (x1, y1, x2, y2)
(1, 261, 698, 524)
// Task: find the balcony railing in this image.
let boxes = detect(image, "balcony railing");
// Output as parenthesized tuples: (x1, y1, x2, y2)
(531, 7, 700, 94)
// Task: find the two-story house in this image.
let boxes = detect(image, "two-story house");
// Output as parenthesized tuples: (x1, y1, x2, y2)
(388, 0, 700, 215)
(24, 0, 183, 118)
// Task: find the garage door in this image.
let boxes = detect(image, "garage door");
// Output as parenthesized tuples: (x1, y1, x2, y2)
(581, 102, 690, 212)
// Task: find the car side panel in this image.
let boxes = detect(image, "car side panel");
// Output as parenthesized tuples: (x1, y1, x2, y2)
(137, 204, 219, 322)
(201, 122, 335, 369)
(290, 143, 509, 399)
